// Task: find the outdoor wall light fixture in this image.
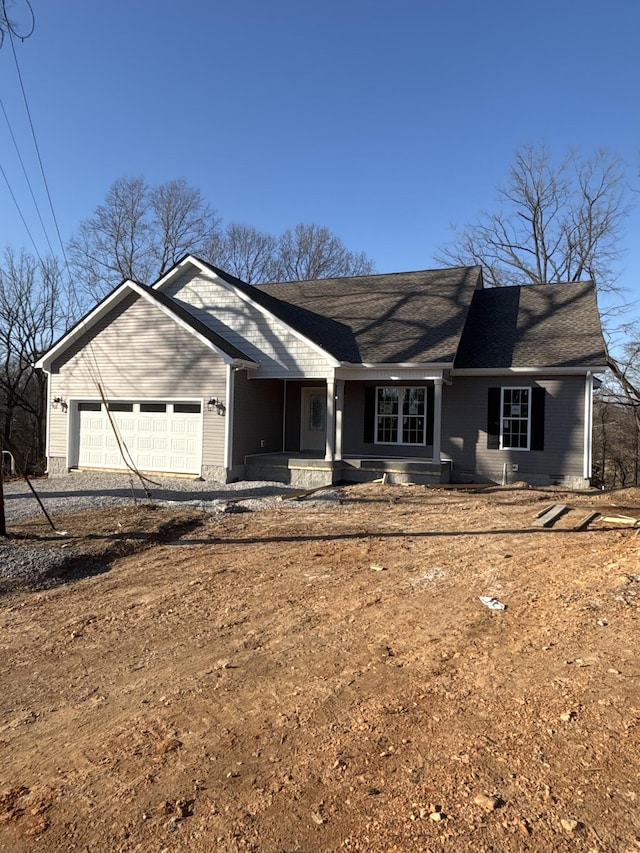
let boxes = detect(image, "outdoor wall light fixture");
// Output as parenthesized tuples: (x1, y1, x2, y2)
(207, 397, 226, 415)
(52, 396, 68, 413)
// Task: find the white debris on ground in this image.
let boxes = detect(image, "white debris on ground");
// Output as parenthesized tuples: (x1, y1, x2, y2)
(0, 472, 342, 589)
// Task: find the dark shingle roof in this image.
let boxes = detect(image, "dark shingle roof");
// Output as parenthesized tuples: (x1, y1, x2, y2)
(253, 267, 484, 363)
(454, 282, 608, 369)
(187, 258, 607, 369)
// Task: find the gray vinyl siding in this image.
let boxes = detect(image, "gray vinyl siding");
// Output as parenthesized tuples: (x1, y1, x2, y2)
(232, 373, 284, 464)
(48, 410, 68, 457)
(442, 375, 586, 484)
(164, 269, 335, 379)
(48, 292, 227, 466)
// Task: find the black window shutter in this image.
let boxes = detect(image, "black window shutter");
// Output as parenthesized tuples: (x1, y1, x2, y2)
(530, 387, 545, 451)
(426, 384, 434, 445)
(487, 387, 501, 449)
(363, 387, 375, 443)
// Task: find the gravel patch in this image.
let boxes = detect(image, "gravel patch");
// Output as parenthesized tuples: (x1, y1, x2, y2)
(0, 472, 341, 591)
(2, 471, 340, 522)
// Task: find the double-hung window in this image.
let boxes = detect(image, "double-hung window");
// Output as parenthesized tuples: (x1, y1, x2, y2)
(501, 387, 530, 450)
(376, 387, 426, 445)
(487, 386, 545, 451)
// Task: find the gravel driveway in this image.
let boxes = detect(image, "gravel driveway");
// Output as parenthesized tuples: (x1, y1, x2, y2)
(0, 472, 338, 590)
(2, 471, 307, 522)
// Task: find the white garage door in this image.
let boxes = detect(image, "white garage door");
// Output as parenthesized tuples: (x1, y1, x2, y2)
(75, 401, 202, 475)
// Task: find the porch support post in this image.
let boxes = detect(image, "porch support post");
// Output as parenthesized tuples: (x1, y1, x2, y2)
(325, 379, 336, 462)
(334, 379, 344, 462)
(432, 377, 442, 465)
(224, 364, 235, 471)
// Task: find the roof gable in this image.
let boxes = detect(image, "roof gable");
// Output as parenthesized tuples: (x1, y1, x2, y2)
(154, 256, 343, 368)
(36, 278, 256, 370)
(454, 282, 608, 369)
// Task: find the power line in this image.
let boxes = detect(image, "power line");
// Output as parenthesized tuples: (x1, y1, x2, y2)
(0, 93, 57, 257)
(0, 159, 44, 261)
(1, 3, 156, 498)
(0, 0, 35, 45)
(6, 23, 71, 275)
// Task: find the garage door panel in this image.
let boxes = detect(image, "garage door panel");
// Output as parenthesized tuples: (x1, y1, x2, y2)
(75, 401, 202, 474)
(114, 417, 135, 432)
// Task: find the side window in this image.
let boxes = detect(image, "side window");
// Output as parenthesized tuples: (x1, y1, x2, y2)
(487, 386, 545, 451)
(501, 388, 530, 449)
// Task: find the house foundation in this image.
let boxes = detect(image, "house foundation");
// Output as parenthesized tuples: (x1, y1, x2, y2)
(244, 453, 451, 488)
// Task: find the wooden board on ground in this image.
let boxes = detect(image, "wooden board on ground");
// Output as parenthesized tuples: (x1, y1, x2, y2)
(535, 503, 557, 519)
(277, 484, 337, 502)
(573, 510, 600, 531)
(600, 515, 640, 527)
(533, 503, 569, 528)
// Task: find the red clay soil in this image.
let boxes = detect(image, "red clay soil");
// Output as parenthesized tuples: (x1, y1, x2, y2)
(1, 483, 639, 852)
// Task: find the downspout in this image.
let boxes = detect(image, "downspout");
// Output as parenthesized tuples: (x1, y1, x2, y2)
(583, 371, 593, 480)
(42, 367, 51, 474)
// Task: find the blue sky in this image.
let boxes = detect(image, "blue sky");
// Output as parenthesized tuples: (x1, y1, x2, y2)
(1, 0, 638, 304)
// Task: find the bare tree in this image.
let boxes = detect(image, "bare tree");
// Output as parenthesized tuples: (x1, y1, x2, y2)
(209, 223, 278, 284)
(70, 178, 375, 295)
(0, 248, 68, 469)
(150, 179, 221, 275)
(437, 145, 630, 293)
(68, 176, 221, 300)
(271, 223, 375, 282)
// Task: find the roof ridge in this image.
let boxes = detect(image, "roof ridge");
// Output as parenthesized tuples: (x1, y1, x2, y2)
(256, 265, 483, 288)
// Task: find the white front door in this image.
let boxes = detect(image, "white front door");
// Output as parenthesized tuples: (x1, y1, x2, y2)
(301, 387, 326, 452)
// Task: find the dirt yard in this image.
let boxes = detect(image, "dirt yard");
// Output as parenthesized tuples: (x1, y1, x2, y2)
(1, 482, 640, 853)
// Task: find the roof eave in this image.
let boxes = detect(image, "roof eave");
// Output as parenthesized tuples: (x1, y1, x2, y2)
(339, 361, 455, 369)
(453, 365, 609, 376)
(35, 279, 137, 371)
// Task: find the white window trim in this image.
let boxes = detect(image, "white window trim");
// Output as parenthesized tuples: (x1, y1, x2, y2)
(500, 386, 531, 451)
(375, 386, 427, 446)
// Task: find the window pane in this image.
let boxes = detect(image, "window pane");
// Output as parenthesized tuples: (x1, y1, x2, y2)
(309, 393, 325, 431)
(404, 387, 425, 415)
(108, 402, 133, 412)
(377, 387, 399, 415)
(140, 403, 167, 413)
(78, 402, 101, 412)
(174, 403, 201, 414)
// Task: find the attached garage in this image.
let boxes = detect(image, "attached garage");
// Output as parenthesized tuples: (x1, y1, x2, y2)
(72, 400, 203, 475)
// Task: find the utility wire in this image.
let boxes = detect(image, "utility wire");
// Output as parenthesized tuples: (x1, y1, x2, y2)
(0, 93, 57, 258)
(7, 22, 72, 278)
(2, 1, 158, 504)
(0, 159, 44, 261)
(1, 0, 35, 42)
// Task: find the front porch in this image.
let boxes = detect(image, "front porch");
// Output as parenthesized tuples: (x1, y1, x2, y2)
(244, 452, 452, 488)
